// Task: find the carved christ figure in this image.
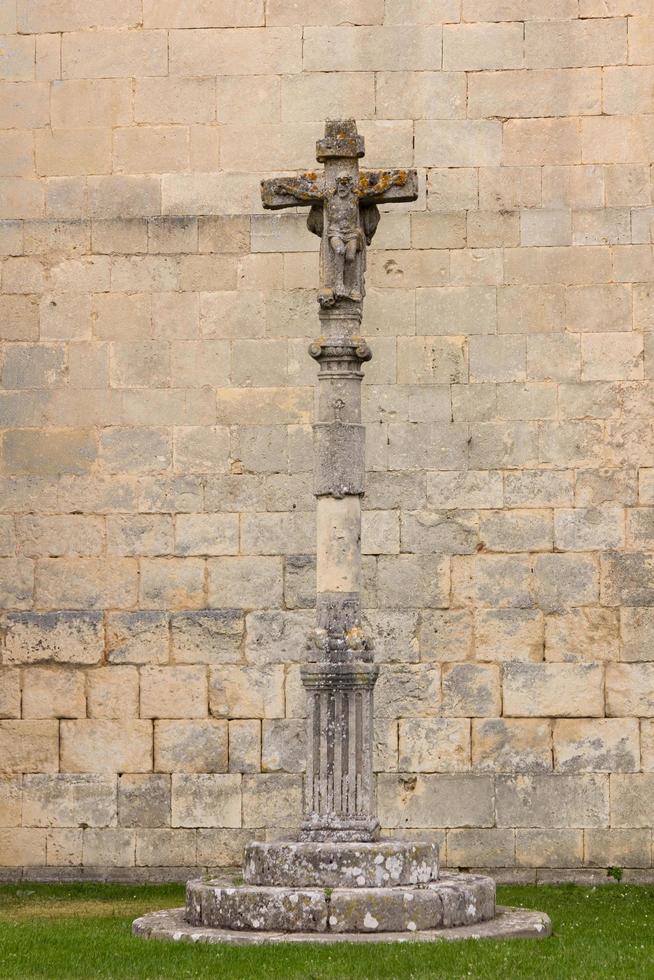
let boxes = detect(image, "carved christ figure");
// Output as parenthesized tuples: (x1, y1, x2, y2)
(261, 120, 417, 310)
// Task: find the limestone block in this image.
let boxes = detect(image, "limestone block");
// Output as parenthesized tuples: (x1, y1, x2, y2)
(46, 829, 83, 866)
(141, 666, 208, 720)
(525, 18, 627, 69)
(377, 71, 464, 120)
(170, 26, 300, 76)
(496, 774, 608, 828)
(242, 774, 303, 829)
(506, 245, 611, 286)
(480, 509, 552, 552)
(244, 610, 312, 665)
(36, 557, 137, 609)
(4, 429, 96, 477)
(442, 663, 501, 718)
(175, 515, 239, 558)
(93, 292, 151, 341)
(504, 663, 604, 717)
(521, 209, 572, 247)
(585, 829, 652, 869)
(577, 469, 637, 508)
(83, 828, 135, 867)
(106, 516, 173, 558)
(427, 169, 477, 213)
(532, 554, 599, 612)
(3, 612, 104, 665)
(0, 719, 58, 774)
(0, 177, 43, 220)
(139, 558, 205, 610)
(170, 610, 243, 665)
(603, 164, 651, 205)
(173, 427, 229, 475)
(378, 556, 449, 610)
(0, 669, 20, 719)
(426, 471, 502, 510)
(388, 421, 469, 471)
(366, 472, 426, 511)
(601, 552, 654, 606)
(558, 382, 621, 421)
(88, 175, 161, 219)
(462, 0, 578, 16)
(171, 773, 241, 828)
(62, 29, 167, 78)
(443, 23, 523, 70)
(399, 718, 470, 773)
(107, 611, 169, 666)
(22, 773, 116, 827)
(267, 0, 382, 24)
(397, 336, 467, 384)
(451, 554, 532, 609)
(479, 167, 541, 211)
(447, 829, 515, 869)
(401, 511, 478, 556)
(474, 609, 543, 663)
(554, 719, 639, 773)
(228, 720, 261, 773)
(281, 555, 313, 611)
(136, 828, 197, 866)
(472, 719, 552, 774)
(418, 610, 473, 662)
(197, 829, 259, 866)
(282, 71, 375, 122)
(86, 667, 138, 719)
(361, 510, 400, 556)
(515, 829, 583, 868)
(99, 428, 171, 473)
(155, 720, 228, 774)
(620, 608, 654, 661)
(469, 68, 600, 119)
(641, 722, 654, 771)
(22, 667, 86, 719)
(606, 663, 654, 716)
(0, 829, 46, 866)
(610, 774, 654, 828)
(304, 25, 442, 71)
(209, 665, 284, 719)
(2, 342, 65, 388)
(545, 608, 619, 662)
(415, 121, 501, 167)
(241, 513, 313, 557)
(377, 774, 494, 828)
(497, 285, 564, 334)
(113, 126, 189, 175)
(0, 296, 39, 341)
(468, 422, 539, 468)
(118, 774, 171, 828)
(582, 333, 643, 382)
(262, 719, 306, 773)
(360, 610, 418, 663)
(375, 665, 440, 719)
(60, 720, 152, 774)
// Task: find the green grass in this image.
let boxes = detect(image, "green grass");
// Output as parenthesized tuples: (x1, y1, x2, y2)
(0, 881, 653, 979)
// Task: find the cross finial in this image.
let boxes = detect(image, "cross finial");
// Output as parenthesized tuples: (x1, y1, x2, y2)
(261, 119, 418, 315)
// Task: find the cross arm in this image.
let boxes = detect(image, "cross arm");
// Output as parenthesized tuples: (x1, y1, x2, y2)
(261, 172, 325, 210)
(357, 169, 419, 205)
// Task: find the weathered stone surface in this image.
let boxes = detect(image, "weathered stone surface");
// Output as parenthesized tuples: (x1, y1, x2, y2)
(472, 719, 552, 774)
(21, 667, 86, 719)
(119, 774, 171, 829)
(243, 840, 439, 888)
(0, 720, 59, 774)
(106, 611, 169, 665)
(171, 610, 243, 665)
(503, 663, 604, 717)
(22, 774, 116, 828)
(2, 612, 104, 665)
(60, 720, 153, 774)
(141, 666, 208, 720)
(378, 774, 494, 829)
(155, 720, 228, 774)
(188, 881, 328, 932)
(553, 719, 639, 773)
(171, 774, 241, 829)
(87, 666, 139, 718)
(134, 903, 551, 943)
(496, 775, 609, 828)
(209, 665, 284, 719)
(399, 718, 470, 773)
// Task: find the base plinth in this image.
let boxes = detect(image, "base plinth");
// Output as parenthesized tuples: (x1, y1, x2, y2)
(133, 905, 552, 945)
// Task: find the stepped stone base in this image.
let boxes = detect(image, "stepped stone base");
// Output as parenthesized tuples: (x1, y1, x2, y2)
(132, 905, 552, 945)
(133, 838, 551, 945)
(187, 872, 495, 933)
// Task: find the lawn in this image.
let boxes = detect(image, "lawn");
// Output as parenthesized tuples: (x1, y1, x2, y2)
(0, 881, 652, 979)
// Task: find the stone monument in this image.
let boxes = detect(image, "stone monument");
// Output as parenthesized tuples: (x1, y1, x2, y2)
(133, 121, 551, 944)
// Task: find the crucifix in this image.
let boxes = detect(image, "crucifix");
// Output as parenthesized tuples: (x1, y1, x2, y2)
(262, 121, 418, 842)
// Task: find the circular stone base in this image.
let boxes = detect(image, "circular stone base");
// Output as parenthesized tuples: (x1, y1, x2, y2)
(133, 905, 551, 945)
(244, 840, 440, 888)
(186, 872, 495, 933)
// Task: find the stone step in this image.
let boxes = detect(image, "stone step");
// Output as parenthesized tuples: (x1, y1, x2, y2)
(243, 840, 440, 888)
(186, 873, 495, 934)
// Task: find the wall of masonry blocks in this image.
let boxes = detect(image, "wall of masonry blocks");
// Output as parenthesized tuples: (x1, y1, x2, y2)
(1, 0, 654, 881)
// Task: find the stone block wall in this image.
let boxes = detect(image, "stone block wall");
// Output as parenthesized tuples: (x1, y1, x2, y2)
(1, 0, 654, 880)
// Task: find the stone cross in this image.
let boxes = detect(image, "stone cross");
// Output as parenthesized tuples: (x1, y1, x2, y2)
(262, 120, 418, 843)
